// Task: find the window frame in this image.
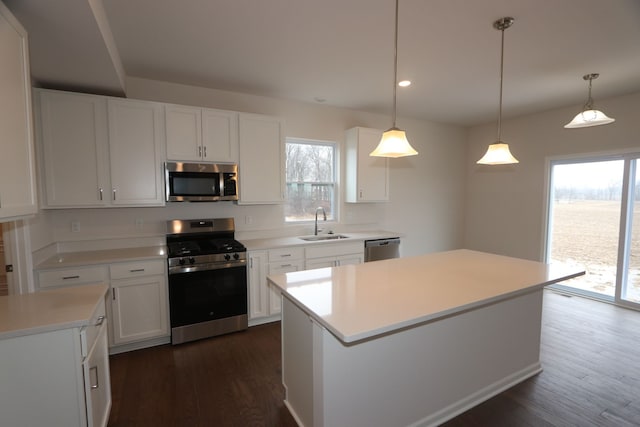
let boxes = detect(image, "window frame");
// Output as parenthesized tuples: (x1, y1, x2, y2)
(284, 137, 339, 224)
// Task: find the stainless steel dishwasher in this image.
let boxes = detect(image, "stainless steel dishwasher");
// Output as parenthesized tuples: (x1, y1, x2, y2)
(364, 238, 400, 262)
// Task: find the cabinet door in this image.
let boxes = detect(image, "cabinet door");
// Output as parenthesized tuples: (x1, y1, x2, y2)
(108, 99, 164, 206)
(110, 275, 169, 345)
(268, 259, 304, 314)
(202, 108, 238, 163)
(0, 4, 37, 220)
(336, 253, 364, 266)
(165, 104, 202, 161)
(305, 257, 336, 270)
(345, 127, 389, 202)
(83, 322, 111, 427)
(248, 251, 268, 319)
(238, 114, 284, 204)
(38, 90, 109, 207)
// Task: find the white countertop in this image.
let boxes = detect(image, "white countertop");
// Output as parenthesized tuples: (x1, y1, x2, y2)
(240, 230, 400, 251)
(0, 284, 108, 340)
(268, 249, 585, 344)
(36, 246, 166, 269)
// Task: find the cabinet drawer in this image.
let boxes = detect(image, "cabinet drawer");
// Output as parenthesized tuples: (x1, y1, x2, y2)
(110, 259, 165, 279)
(268, 247, 304, 262)
(81, 300, 107, 358)
(305, 242, 364, 259)
(38, 265, 108, 289)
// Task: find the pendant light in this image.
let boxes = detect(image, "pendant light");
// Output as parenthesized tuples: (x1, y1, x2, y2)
(477, 17, 519, 165)
(564, 73, 615, 128)
(370, 0, 418, 158)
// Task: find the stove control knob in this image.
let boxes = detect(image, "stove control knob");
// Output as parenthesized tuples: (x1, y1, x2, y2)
(233, 253, 240, 260)
(188, 257, 196, 265)
(179, 258, 186, 266)
(224, 254, 231, 261)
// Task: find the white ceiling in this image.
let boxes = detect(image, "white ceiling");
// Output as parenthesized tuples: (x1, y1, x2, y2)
(6, 0, 640, 126)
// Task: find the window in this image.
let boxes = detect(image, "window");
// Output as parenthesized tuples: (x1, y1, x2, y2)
(285, 138, 337, 222)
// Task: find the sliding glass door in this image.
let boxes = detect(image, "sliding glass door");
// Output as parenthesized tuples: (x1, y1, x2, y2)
(546, 155, 640, 309)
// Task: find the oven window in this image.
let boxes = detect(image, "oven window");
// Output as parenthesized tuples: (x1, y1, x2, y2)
(169, 265, 247, 327)
(171, 172, 220, 196)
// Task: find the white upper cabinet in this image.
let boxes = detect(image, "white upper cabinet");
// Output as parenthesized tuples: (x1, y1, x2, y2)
(165, 104, 238, 163)
(202, 108, 238, 162)
(37, 90, 110, 207)
(36, 89, 165, 208)
(345, 127, 390, 203)
(238, 113, 285, 204)
(0, 3, 37, 221)
(108, 98, 164, 205)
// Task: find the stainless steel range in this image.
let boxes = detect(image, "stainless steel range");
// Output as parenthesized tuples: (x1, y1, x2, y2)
(166, 218, 247, 344)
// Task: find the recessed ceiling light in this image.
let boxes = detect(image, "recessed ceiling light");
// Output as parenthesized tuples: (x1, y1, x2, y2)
(398, 80, 411, 87)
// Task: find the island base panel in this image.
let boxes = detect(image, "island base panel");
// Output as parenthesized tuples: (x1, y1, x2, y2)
(282, 289, 544, 427)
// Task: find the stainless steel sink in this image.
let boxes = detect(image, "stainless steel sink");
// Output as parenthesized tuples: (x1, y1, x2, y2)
(298, 234, 349, 241)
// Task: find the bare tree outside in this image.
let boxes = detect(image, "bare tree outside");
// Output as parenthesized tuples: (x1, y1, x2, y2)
(285, 140, 336, 222)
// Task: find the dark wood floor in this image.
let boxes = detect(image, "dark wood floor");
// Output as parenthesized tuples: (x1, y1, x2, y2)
(108, 291, 640, 426)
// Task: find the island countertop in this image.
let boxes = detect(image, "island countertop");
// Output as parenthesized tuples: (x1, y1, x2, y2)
(0, 283, 108, 340)
(267, 249, 584, 344)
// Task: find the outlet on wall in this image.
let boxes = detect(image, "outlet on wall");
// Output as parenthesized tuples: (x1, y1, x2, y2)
(245, 215, 253, 225)
(71, 221, 80, 232)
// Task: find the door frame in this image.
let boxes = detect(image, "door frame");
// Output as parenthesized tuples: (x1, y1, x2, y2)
(543, 148, 640, 311)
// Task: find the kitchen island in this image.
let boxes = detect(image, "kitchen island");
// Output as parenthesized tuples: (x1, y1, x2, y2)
(267, 249, 584, 427)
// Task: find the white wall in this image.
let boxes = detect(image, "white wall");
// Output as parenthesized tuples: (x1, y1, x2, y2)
(464, 91, 640, 261)
(30, 77, 467, 257)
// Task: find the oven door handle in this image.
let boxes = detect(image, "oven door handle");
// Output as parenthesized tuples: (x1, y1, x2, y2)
(168, 260, 246, 275)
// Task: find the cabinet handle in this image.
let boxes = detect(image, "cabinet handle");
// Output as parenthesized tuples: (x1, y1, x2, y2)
(112, 189, 116, 200)
(203, 146, 207, 157)
(359, 190, 363, 199)
(129, 268, 145, 273)
(112, 288, 116, 300)
(280, 264, 292, 268)
(95, 315, 105, 326)
(198, 146, 202, 157)
(99, 188, 103, 201)
(250, 258, 253, 268)
(63, 275, 80, 280)
(89, 366, 99, 389)
(280, 254, 292, 258)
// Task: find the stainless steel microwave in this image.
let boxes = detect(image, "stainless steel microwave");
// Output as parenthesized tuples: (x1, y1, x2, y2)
(165, 162, 238, 202)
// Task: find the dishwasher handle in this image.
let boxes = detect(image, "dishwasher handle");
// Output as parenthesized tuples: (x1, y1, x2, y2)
(364, 238, 400, 248)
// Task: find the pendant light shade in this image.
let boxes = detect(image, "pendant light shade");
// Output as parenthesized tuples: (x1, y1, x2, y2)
(564, 73, 615, 128)
(477, 142, 519, 165)
(477, 17, 519, 165)
(370, 0, 418, 158)
(370, 127, 417, 157)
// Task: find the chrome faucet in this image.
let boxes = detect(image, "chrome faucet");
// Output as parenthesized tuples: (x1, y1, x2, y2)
(315, 207, 327, 235)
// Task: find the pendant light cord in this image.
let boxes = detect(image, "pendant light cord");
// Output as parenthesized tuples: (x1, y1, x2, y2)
(391, 0, 399, 128)
(497, 24, 505, 143)
(585, 75, 594, 110)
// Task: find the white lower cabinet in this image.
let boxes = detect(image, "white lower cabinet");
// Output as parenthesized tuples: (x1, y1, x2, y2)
(248, 250, 268, 320)
(36, 257, 170, 352)
(0, 294, 111, 427)
(108, 260, 169, 346)
(305, 242, 364, 269)
(267, 247, 305, 314)
(248, 247, 304, 324)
